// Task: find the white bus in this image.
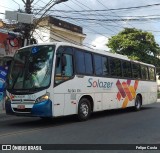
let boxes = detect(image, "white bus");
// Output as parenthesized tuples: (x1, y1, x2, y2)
(5, 42, 157, 121)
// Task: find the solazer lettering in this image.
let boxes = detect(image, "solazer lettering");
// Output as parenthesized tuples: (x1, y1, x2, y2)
(87, 78, 113, 89)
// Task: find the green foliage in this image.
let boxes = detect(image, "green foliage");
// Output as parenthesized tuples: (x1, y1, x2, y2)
(107, 28, 160, 68)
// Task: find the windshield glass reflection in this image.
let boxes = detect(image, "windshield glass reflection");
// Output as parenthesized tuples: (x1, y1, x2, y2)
(8, 45, 55, 91)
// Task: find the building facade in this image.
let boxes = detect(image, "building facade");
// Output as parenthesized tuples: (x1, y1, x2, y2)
(34, 16, 86, 45)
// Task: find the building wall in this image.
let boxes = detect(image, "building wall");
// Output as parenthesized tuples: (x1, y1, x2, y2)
(49, 25, 85, 45)
(33, 27, 51, 43)
(34, 25, 86, 45)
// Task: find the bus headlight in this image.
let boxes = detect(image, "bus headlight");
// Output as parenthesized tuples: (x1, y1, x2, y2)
(35, 93, 50, 103)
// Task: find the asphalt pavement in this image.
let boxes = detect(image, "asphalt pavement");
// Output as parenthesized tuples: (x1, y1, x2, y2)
(1, 101, 160, 153)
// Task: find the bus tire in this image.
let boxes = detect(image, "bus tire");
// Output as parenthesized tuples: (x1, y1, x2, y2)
(78, 98, 91, 121)
(135, 95, 142, 111)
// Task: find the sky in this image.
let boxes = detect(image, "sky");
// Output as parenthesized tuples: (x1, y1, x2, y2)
(1, 0, 160, 51)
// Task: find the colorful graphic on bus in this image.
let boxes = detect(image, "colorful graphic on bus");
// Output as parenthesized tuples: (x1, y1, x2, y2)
(116, 80, 139, 108)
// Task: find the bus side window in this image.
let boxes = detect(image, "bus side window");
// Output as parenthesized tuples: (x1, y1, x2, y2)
(122, 60, 132, 78)
(141, 65, 149, 80)
(63, 54, 73, 77)
(132, 63, 141, 79)
(149, 67, 155, 81)
(110, 57, 122, 77)
(55, 54, 73, 84)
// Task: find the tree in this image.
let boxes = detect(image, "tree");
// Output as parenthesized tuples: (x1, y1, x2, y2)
(107, 28, 160, 67)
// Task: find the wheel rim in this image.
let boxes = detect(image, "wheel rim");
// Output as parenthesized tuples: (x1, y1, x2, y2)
(80, 103, 89, 117)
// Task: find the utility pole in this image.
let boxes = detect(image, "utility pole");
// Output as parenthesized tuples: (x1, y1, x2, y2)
(22, 0, 34, 46)
(23, 0, 34, 14)
(21, 0, 68, 46)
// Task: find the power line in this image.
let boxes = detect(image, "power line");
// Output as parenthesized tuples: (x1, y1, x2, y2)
(33, 2, 160, 13)
(34, 8, 160, 21)
(34, 0, 54, 16)
(41, 8, 112, 44)
(96, 0, 135, 29)
(0, 5, 14, 10)
(33, 9, 160, 18)
(32, 0, 49, 15)
(47, 15, 160, 22)
(11, 0, 20, 10)
(39, 25, 94, 49)
(62, 2, 117, 36)
(33, 0, 40, 6)
(32, 1, 160, 47)
(72, 0, 124, 31)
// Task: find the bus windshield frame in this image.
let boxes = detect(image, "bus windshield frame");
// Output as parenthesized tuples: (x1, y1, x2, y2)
(7, 45, 55, 94)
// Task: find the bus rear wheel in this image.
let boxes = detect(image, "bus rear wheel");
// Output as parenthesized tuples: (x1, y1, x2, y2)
(135, 95, 142, 111)
(78, 98, 91, 121)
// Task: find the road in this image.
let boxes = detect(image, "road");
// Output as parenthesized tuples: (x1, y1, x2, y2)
(0, 102, 160, 153)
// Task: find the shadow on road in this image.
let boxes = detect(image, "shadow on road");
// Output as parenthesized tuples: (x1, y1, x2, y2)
(6, 106, 154, 129)
(91, 106, 153, 119)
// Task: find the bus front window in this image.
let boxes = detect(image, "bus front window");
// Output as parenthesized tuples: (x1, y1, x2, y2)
(8, 45, 55, 92)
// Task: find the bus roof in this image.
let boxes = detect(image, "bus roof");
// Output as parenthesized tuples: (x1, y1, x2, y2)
(19, 42, 155, 67)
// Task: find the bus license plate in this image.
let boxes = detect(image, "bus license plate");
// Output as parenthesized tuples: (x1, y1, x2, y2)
(17, 105, 25, 109)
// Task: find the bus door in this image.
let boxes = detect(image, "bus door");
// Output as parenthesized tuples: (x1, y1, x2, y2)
(54, 46, 75, 116)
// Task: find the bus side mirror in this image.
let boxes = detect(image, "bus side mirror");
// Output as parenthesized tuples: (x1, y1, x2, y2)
(61, 55, 67, 68)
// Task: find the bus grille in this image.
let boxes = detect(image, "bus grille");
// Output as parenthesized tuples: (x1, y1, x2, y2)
(13, 108, 32, 113)
(12, 99, 35, 104)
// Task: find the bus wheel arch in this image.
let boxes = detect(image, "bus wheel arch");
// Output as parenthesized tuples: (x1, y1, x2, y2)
(135, 93, 142, 111)
(77, 95, 94, 121)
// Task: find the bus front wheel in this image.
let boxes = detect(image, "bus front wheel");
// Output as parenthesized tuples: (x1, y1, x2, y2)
(78, 98, 91, 121)
(135, 95, 142, 111)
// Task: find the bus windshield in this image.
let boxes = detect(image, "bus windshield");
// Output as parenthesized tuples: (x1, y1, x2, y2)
(7, 45, 55, 92)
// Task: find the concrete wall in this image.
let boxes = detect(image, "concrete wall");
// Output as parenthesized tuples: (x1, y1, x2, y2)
(34, 25, 86, 45)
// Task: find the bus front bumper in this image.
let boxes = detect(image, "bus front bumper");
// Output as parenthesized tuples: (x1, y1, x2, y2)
(5, 99, 53, 117)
